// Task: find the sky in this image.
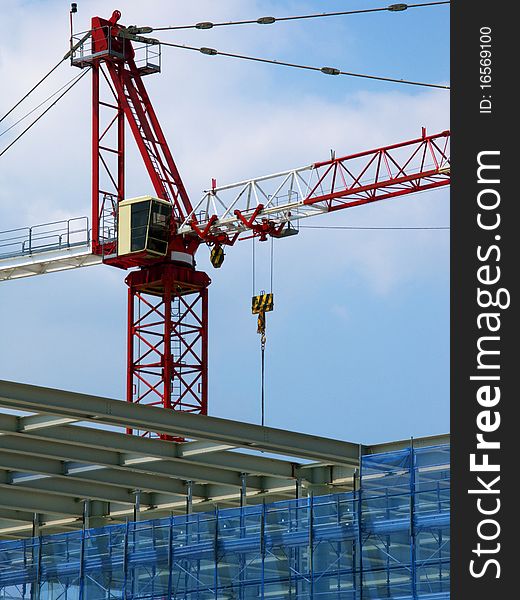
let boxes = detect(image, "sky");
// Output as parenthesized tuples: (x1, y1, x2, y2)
(0, 0, 450, 444)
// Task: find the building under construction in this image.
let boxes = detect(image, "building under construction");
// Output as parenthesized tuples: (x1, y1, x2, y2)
(0, 382, 449, 599)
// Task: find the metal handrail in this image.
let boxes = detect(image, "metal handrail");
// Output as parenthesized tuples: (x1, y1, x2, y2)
(0, 217, 94, 260)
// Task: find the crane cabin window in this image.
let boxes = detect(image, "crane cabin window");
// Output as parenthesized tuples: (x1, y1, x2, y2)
(117, 196, 172, 258)
(130, 201, 150, 252)
(147, 200, 171, 255)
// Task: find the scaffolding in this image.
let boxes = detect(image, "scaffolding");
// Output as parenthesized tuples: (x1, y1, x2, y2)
(0, 444, 449, 599)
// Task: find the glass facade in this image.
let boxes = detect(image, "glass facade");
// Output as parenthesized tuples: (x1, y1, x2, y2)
(0, 444, 450, 599)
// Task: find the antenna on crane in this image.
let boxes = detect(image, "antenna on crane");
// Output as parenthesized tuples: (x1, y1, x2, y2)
(70, 3, 77, 41)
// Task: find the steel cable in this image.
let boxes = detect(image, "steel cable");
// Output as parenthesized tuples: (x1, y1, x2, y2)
(159, 40, 449, 89)
(150, 2, 450, 31)
(0, 70, 86, 139)
(0, 57, 66, 125)
(0, 69, 88, 158)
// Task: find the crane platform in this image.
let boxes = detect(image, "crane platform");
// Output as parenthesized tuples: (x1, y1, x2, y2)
(0, 217, 103, 281)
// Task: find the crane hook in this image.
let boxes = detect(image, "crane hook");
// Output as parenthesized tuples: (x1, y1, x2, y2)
(252, 293, 272, 427)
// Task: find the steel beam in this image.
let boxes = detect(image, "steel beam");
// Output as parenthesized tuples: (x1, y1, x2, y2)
(0, 485, 83, 516)
(0, 380, 360, 464)
(179, 441, 237, 456)
(363, 433, 450, 455)
(0, 468, 154, 505)
(0, 414, 308, 479)
(0, 420, 295, 488)
(0, 452, 194, 498)
(0, 433, 263, 489)
(19, 414, 78, 431)
(0, 418, 344, 504)
(0, 426, 122, 465)
(0, 442, 310, 504)
(0, 508, 36, 523)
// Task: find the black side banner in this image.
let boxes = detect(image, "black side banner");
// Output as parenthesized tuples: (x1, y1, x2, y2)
(451, 1, 515, 597)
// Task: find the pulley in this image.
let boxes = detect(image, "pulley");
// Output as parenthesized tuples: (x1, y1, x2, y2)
(251, 292, 274, 315)
(210, 244, 225, 268)
(272, 221, 299, 239)
(252, 292, 273, 339)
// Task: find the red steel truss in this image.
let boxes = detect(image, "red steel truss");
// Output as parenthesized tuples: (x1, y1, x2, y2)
(304, 128, 450, 210)
(91, 61, 124, 256)
(126, 266, 209, 438)
(90, 12, 192, 259)
(182, 129, 450, 242)
(84, 12, 207, 432)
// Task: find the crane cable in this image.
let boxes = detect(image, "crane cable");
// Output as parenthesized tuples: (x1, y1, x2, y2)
(261, 333, 266, 427)
(0, 70, 86, 139)
(158, 40, 449, 90)
(0, 57, 66, 126)
(252, 238, 274, 427)
(0, 69, 88, 158)
(261, 238, 274, 428)
(149, 2, 449, 31)
(251, 239, 264, 425)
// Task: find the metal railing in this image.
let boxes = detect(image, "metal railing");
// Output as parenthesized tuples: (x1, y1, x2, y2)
(70, 27, 161, 75)
(70, 27, 126, 68)
(0, 217, 91, 260)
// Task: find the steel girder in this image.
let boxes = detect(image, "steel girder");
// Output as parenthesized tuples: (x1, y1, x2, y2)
(0, 380, 361, 464)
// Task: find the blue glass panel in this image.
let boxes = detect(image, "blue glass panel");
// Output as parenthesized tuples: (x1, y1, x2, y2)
(0, 444, 450, 599)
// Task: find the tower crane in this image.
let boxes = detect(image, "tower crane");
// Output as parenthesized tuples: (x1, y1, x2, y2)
(0, 11, 450, 437)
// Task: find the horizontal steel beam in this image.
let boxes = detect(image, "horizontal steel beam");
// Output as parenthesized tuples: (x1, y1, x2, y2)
(10, 414, 296, 477)
(0, 431, 262, 489)
(180, 441, 237, 456)
(0, 437, 334, 503)
(0, 414, 296, 483)
(363, 433, 450, 455)
(0, 467, 154, 505)
(19, 414, 78, 431)
(0, 508, 37, 523)
(0, 452, 194, 500)
(0, 485, 83, 516)
(0, 380, 360, 465)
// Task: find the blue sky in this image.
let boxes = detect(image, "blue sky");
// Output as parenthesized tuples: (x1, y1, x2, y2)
(0, 0, 450, 444)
